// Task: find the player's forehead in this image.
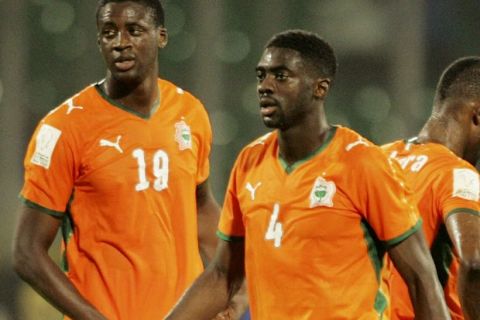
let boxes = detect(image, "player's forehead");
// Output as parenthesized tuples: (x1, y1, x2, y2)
(256, 47, 305, 71)
(97, 2, 154, 26)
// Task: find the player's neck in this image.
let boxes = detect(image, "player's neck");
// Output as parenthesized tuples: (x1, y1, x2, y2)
(417, 119, 466, 159)
(278, 115, 331, 166)
(102, 74, 160, 116)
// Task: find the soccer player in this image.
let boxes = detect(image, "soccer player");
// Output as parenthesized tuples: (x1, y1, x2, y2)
(383, 56, 480, 320)
(165, 29, 450, 319)
(11, 1, 232, 319)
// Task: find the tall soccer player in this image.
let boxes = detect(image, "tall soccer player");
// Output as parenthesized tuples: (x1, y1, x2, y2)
(383, 56, 480, 320)
(11, 1, 242, 319)
(166, 29, 450, 320)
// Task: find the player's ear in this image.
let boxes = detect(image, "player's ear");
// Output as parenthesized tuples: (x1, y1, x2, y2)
(314, 78, 330, 99)
(96, 33, 102, 52)
(473, 104, 480, 126)
(158, 27, 168, 49)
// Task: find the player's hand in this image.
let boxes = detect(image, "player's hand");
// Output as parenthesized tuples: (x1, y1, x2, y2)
(212, 306, 234, 320)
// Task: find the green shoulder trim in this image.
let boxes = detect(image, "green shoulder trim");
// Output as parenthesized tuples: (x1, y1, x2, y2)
(216, 230, 244, 242)
(94, 83, 159, 120)
(279, 126, 337, 174)
(19, 195, 64, 218)
(445, 208, 480, 221)
(384, 219, 423, 248)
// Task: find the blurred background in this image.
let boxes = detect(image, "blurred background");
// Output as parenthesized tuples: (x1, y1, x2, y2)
(1, 0, 480, 318)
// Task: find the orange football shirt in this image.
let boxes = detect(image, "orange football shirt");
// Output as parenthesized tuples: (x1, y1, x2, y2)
(383, 139, 480, 320)
(218, 126, 420, 320)
(21, 79, 212, 319)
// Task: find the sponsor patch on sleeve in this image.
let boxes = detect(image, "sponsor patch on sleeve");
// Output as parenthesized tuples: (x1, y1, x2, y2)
(31, 124, 62, 169)
(453, 168, 480, 201)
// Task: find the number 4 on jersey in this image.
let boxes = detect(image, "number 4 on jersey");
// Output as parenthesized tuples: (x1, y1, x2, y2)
(265, 203, 283, 248)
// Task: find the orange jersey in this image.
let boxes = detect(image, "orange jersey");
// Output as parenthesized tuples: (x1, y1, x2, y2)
(20, 79, 212, 319)
(218, 126, 420, 320)
(383, 139, 480, 320)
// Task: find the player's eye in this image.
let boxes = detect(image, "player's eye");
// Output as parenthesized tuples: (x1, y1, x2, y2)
(129, 26, 143, 36)
(256, 71, 265, 81)
(275, 72, 288, 80)
(102, 29, 116, 38)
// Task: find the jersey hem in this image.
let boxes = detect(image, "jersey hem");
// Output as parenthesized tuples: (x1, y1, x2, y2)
(384, 219, 423, 247)
(19, 195, 64, 218)
(216, 230, 245, 242)
(445, 207, 480, 221)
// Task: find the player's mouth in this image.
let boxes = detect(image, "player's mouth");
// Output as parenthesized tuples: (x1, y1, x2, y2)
(114, 57, 135, 71)
(260, 105, 277, 117)
(260, 97, 278, 117)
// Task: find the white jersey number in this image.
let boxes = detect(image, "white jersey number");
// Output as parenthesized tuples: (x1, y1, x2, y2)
(395, 154, 429, 172)
(133, 148, 169, 191)
(265, 203, 283, 248)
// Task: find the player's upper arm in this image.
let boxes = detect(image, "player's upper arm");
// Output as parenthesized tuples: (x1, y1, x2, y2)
(387, 227, 431, 280)
(440, 166, 480, 263)
(12, 204, 62, 268)
(445, 211, 480, 264)
(196, 180, 220, 264)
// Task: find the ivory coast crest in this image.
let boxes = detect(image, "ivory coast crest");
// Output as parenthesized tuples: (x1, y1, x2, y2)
(309, 177, 336, 208)
(174, 119, 192, 150)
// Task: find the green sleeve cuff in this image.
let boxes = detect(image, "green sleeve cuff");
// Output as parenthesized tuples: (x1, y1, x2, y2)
(385, 219, 423, 247)
(216, 230, 244, 242)
(445, 208, 480, 221)
(19, 195, 64, 218)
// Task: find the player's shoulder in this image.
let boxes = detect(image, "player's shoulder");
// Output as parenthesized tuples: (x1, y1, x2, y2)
(381, 139, 404, 153)
(39, 83, 98, 130)
(158, 78, 209, 124)
(334, 126, 381, 158)
(159, 78, 204, 107)
(235, 131, 276, 168)
(439, 152, 478, 175)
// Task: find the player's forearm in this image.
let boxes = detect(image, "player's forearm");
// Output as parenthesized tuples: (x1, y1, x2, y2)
(407, 273, 451, 320)
(458, 263, 480, 320)
(166, 266, 233, 320)
(13, 249, 106, 320)
(389, 231, 451, 319)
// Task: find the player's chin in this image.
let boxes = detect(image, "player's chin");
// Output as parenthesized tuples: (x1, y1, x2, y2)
(111, 69, 141, 83)
(262, 118, 282, 129)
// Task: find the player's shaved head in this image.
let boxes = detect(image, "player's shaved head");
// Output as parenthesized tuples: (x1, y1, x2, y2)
(265, 29, 337, 81)
(96, 0, 165, 27)
(434, 56, 480, 105)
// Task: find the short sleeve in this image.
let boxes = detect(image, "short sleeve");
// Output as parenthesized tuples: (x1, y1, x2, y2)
(217, 157, 245, 241)
(20, 117, 78, 217)
(194, 101, 212, 185)
(436, 167, 480, 220)
(352, 147, 420, 246)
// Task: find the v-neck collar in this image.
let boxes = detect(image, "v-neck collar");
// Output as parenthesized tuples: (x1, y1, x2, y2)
(278, 126, 337, 174)
(94, 81, 160, 120)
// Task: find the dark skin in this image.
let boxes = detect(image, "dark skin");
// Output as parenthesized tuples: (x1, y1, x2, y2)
(12, 182, 220, 320)
(12, 206, 106, 320)
(166, 47, 451, 320)
(417, 98, 480, 320)
(12, 2, 225, 319)
(96, 1, 167, 116)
